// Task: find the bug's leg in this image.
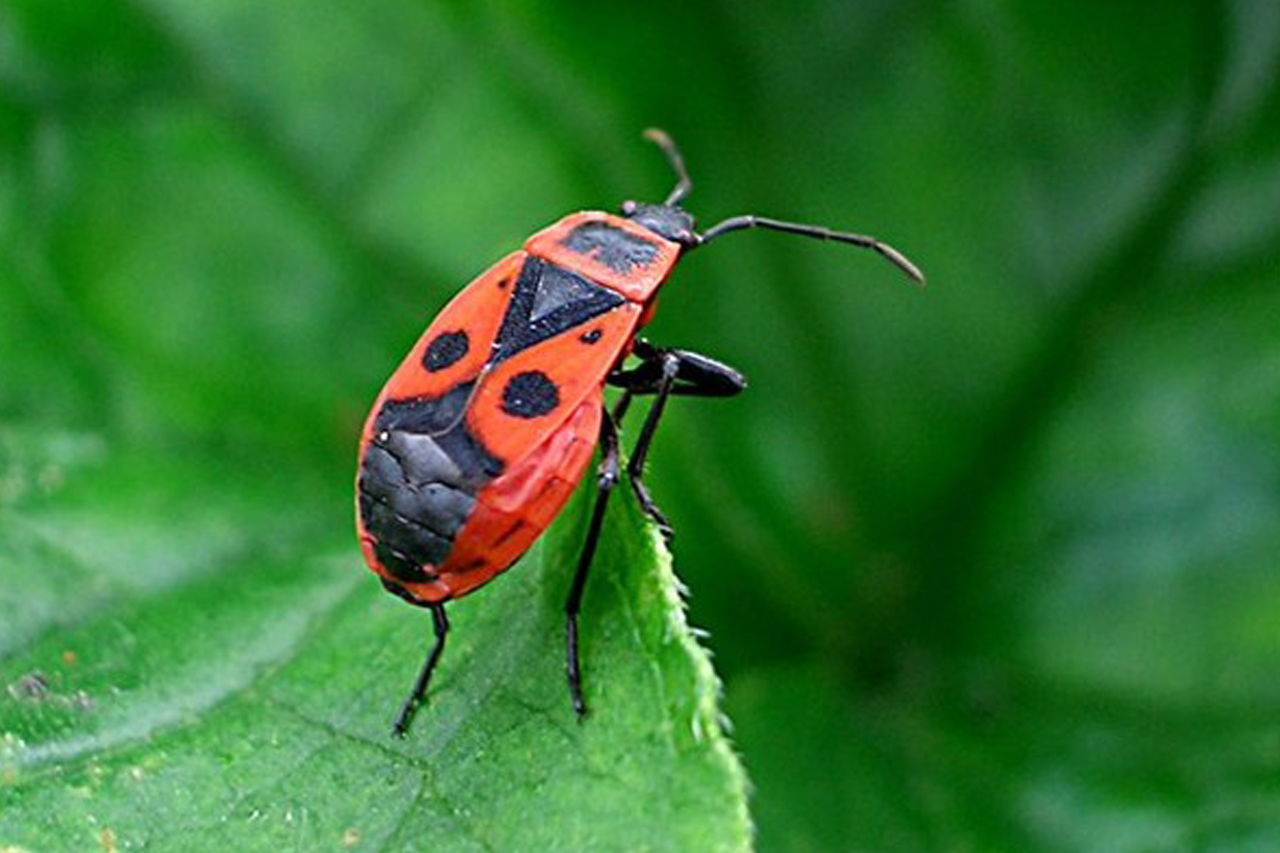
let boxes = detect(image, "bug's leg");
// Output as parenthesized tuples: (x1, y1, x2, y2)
(611, 387, 634, 426)
(608, 341, 746, 539)
(392, 603, 449, 738)
(622, 350, 681, 539)
(610, 340, 748, 399)
(565, 408, 621, 718)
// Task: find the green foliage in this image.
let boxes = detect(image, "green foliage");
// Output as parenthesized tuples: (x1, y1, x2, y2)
(3, 0, 1279, 851)
(0, 437, 748, 851)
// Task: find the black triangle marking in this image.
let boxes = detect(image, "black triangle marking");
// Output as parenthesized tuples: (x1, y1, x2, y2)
(531, 268, 597, 321)
(492, 258, 624, 362)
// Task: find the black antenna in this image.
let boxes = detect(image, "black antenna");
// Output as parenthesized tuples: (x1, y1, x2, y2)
(641, 128, 925, 285)
(644, 128, 693, 206)
(699, 215, 926, 285)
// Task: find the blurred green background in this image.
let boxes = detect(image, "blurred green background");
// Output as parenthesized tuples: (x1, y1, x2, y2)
(3, 0, 1280, 850)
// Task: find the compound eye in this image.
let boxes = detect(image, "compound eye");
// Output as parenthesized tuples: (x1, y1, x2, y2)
(620, 200, 638, 216)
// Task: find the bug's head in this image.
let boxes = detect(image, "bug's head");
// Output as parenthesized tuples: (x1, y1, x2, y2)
(620, 200, 698, 247)
(618, 129, 701, 249)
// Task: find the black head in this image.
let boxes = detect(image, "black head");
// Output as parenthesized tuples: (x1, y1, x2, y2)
(620, 200, 697, 247)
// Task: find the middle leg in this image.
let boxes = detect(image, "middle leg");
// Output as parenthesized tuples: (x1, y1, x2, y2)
(608, 340, 747, 539)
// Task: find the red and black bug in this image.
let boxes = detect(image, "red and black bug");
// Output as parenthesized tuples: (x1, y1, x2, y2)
(355, 130, 924, 736)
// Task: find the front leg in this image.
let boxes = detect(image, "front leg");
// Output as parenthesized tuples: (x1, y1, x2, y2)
(608, 340, 747, 538)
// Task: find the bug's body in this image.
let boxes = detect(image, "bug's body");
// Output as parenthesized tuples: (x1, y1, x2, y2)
(355, 130, 924, 736)
(356, 214, 678, 603)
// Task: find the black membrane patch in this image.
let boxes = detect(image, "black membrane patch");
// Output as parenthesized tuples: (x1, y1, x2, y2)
(359, 383, 505, 579)
(373, 536, 439, 584)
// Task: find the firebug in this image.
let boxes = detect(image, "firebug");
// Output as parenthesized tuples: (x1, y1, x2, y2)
(355, 130, 923, 736)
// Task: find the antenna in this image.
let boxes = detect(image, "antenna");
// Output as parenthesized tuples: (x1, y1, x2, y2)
(640, 128, 925, 285)
(698, 214, 926, 286)
(643, 128, 693, 207)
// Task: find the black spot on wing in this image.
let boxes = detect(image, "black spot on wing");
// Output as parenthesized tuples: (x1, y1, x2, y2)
(561, 221, 659, 273)
(501, 370, 560, 419)
(423, 330, 469, 372)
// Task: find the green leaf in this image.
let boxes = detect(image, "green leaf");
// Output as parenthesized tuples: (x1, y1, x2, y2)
(0, 429, 749, 851)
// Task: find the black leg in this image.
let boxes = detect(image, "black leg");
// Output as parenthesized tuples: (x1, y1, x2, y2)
(607, 341, 747, 538)
(611, 388, 634, 426)
(564, 408, 621, 718)
(562, 346, 743, 717)
(625, 351, 680, 538)
(609, 339, 747, 399)
(393, 603, 450, 737)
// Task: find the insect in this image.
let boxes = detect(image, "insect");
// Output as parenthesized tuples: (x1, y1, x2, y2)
(356, 129, 924, 736)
